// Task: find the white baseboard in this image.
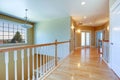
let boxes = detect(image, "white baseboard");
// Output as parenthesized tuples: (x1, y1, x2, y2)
(111, 64, 120, 78)
(102, 57, 109, 66)
(102, 58, 120, 78)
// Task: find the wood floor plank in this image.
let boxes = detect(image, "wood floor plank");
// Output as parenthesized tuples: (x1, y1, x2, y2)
(45, 48, 120, 80)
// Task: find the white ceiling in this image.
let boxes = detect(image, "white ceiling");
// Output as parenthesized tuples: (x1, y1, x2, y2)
(0, 0, 109, 26)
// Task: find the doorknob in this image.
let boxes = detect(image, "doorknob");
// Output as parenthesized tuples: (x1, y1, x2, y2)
(111, 43, 113, 45)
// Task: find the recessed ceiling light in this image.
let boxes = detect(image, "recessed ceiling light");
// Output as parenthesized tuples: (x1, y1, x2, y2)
(90, 22, 92, 24)
(71, 25, 75, 30)
(81, 1, 86, 5)
(83, 16, 87, 19)
(76, 29, 81, 33)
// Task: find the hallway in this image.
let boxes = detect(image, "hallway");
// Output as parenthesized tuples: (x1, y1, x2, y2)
(45, 48, 119, 80)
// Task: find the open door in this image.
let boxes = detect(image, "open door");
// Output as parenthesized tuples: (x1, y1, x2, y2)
(109, 0, 120, 78)
(109, 12, 120, 77)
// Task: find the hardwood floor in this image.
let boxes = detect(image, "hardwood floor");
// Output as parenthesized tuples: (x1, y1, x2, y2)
(45, 48, 119, 80)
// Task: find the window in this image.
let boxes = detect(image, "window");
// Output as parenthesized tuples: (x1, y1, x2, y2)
(0, 19, 27, 45)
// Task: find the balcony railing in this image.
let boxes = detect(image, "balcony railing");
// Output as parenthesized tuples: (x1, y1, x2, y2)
(102, 40, 109, 63)
(0, 40, 70, 80)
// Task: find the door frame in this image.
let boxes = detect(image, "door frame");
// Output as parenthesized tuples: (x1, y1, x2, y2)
(80, 30, 91, 48)
(95, 30, 104, 48)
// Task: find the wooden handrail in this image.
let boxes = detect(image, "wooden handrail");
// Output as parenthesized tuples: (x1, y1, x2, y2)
(56, 41, 70, 44)
(103, 40, 109, 42)
(0, 40, 70, 53)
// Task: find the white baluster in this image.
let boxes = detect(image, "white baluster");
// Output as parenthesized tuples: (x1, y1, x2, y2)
(39, 48, 41, 77)
(43, 47, 45, 72)
(27, 48, 30, 80)
(36, 48, 39, 79)
(53, 46, 54, 68)
(14, 50, 17, 80)
(5, 52, 9, 80)
(32, 48, 35, 80)
(50, 46, 52, 69)
(21, 49, 24, 80)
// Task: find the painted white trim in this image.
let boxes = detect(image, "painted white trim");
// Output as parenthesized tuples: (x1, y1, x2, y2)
(14, 51, 17, 80)
(21, 49, 24, 80)
(5, 52, 9, 80)
(32, 48, 35, 80)
(108, 63, 112, 69)
(27, 48, 30, 80)
(102, 57, 120, 78)
(110, 0, 120, 13)
(102, 57, 108, 66)
(111, 64, 120, 78)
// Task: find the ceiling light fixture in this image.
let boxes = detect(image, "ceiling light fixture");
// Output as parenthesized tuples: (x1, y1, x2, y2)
(71, 24, 75, 30)
(90, 22, 92, 24)
(107, 26, 109, 31)
(81, 1, 86, 5)
(83, 16, 87, 19)
(21, 9, 32, 28)
(76, 29, 81, 33)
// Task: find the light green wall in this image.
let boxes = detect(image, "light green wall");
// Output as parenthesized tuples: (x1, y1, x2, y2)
(34, 17, 71, 44)
(27, 27, 34, 44)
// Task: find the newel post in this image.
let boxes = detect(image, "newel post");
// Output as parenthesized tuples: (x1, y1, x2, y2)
(55, 40, 58, 66)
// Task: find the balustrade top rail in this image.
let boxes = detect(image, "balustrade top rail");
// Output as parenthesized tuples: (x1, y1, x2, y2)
(0, 40, 70, 53)
(103, 40, 109, 42)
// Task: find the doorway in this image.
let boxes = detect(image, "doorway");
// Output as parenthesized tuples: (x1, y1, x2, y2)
(81, 31, 91, 47)
(96, 31, 103, 48)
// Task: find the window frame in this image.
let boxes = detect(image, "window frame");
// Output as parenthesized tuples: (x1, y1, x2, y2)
(0, 19, 27, 46)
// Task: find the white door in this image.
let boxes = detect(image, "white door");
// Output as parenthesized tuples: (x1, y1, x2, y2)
(110, 13, 120, 77)
(81, 31, 91, 47)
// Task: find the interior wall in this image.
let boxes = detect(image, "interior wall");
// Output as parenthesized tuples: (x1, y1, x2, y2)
(34, 17, 70, 44)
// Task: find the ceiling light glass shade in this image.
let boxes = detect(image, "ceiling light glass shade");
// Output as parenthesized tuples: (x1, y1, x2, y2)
(21, 24, 32, 29)
(81, 2, 86, 5)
